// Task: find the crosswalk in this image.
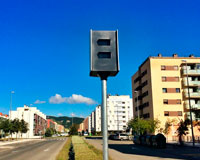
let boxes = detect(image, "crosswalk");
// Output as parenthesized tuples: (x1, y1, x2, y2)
(46, 138, 66, 141)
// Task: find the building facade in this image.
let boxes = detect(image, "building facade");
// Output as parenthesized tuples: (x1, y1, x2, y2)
(88, 95, 133, 133)
(10, 105, 47, 138)
(131, 54, 200, 140)
(107, 95, 133, 132)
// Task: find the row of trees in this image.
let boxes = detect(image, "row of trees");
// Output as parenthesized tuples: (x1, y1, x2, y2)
(128, 117, 200, 145)
(0, 118, 28, 139)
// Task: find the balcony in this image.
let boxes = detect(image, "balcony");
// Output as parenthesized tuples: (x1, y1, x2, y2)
(182, 69, 200, 76)
(184, 92, 200, 98)
(186, 113, 200, 121)
(185, 103, 200, 110)
(183, 78, 200, 86)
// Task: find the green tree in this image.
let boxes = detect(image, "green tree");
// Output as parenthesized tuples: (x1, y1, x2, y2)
(12, 119, 21, 139)
(177, 119, 190, 146)
(128, 118, 160, 135)
(45, 128, 54, 137)
(0, 119, 11, 137)
(19, 119, 28, 138)
(69, 124, 79, 135)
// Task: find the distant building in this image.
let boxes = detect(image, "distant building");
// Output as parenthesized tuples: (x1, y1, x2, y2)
(0, 112, 9, 119)
(47, 119, 56, 129)
(131, 54, 200, 140)
(10, 105, 46, 138)
(78, 117, 89, 133)
(88, 95, 133, 133)
(57, 124, 65, 133)
(95, 105, 101, 132)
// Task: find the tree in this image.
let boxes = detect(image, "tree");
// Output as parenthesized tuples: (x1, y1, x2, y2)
(0, 119, 10, 137)
(69, 124, 79, 135)
(177, 119, 190, 146)
(19, 119, 28, 138)
(0, 119, 10, 138)
(163, 119, 177, 141)
(45, 128, 54, 137)
(11, 119, 21, 139)
(128, 118, 160, 135)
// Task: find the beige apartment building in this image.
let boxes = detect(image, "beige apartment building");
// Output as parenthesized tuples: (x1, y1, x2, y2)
(131, 54, 200, 140)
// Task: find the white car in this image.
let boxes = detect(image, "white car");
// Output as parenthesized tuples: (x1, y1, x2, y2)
(114, 133, 129, 140)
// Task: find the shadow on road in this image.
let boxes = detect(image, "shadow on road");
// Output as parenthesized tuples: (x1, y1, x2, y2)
(108, 143, 200, 160)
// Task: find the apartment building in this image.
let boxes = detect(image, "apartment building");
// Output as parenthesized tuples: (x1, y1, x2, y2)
(47, 119, 56, 129)
(95, 105, 101, 132)
(131, 54, 200, 139)
(107, 95, 133, 132)
(88, 95, 133, 133)
(10, 105, 46, 138)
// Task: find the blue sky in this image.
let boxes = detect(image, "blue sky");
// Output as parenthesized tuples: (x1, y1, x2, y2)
(0, 0, 200, 117)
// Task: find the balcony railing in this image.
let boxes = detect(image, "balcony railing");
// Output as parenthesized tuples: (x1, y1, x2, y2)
(186, 113, 200, 121)
(183, 78, 200, 86)
(182, 69, 200, 75)
(185, 103, 200, 110)
(184, 92, 200, 98)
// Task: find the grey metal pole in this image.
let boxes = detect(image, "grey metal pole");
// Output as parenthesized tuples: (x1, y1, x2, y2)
(185, 62, 195, 147)
(101, 79, 108, 160)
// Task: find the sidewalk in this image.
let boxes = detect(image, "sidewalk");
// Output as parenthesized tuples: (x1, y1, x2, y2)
(0, 138, 43, 146)
(167, 141, 200, 148)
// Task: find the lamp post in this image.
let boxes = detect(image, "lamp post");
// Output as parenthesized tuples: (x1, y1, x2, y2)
(182, 60, 195, 147)
(10, 91, 15, 119)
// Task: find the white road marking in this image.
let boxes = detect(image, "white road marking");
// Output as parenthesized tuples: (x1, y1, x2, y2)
(44, 148, 49, 152)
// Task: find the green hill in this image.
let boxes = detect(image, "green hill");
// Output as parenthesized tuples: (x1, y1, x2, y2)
(47, 116, 84, 128)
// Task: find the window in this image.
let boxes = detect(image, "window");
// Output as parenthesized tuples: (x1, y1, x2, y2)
(161, 66, 166, 70)
(174, 66, 178, 70)
(163, 99, 168, 104)
(162, 88, 167, 93)
(176, 88, 180, 93)
(122, 116, 126, 118)
(162, 77, 166, 81)
(122, 102, 125, 104)
(175, 77, 179, 81)
(143, 113, 150, 119)
(178, 111, 182, 116)
(176, 99, 181, 104)
(164, 111, 169, 116)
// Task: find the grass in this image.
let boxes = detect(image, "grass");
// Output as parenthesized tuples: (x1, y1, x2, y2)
(56, 136, 112, 160)
(56, 137, 71, 160)
(72, 136, 112, 160)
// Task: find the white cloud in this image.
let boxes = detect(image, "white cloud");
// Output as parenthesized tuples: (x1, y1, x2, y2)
(57, 113, 63, 116)
(49, 94, 97, 105)
(34, 100, 46, 104)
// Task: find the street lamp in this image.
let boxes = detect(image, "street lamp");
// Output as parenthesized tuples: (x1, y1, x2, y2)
(182, 60, 195, 147)
(71, 113, 75, 126)
(10, 91, 15, 119)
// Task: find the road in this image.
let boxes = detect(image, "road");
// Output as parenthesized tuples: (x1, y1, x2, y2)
(85, 138, 200, 160)
(0, 138, 67, 160)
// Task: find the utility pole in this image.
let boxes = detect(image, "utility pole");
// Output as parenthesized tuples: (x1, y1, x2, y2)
(10, 91, 15, 119)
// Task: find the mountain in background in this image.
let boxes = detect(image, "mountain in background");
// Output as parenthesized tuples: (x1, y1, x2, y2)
(47, 116, 84, 128)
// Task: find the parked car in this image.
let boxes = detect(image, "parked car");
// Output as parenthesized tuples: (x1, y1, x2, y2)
(108, 134, 116, 140)
(114, 133, 129, 140)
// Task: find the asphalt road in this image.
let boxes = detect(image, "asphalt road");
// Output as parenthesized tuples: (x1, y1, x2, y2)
(85, 139, 200, 160)
(0, 138, 67, 160)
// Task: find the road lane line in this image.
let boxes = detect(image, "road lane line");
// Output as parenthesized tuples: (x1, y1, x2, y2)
(44, 148, 49, 152)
